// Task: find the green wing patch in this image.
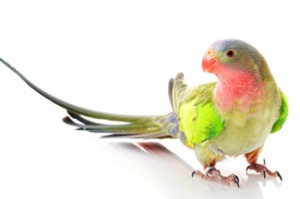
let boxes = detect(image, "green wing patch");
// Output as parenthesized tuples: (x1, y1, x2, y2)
(179, 100, 224, 148)
(271, 91, 289, 133)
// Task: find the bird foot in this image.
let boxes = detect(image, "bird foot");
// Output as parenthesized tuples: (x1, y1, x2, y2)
(192, 167, 239, 188)
(246, 159, 282, 181)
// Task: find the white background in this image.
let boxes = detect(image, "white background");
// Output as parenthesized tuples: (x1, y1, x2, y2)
(0, 0, 299, 198)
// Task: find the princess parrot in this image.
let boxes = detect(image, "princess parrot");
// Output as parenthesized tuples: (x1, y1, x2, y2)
(0, 39, 288, 187)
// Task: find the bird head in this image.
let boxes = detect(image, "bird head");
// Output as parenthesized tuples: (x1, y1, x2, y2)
(202, 39, 271, 81)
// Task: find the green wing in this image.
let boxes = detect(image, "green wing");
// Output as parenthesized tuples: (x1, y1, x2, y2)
(170, 74, 224, 148)
(271, 91, 289, 133)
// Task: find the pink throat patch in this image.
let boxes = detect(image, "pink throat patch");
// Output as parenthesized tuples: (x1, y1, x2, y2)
(214, 65, 265, 111)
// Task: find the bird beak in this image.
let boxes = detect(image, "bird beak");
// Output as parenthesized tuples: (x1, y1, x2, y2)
(202, 50, 216, 73)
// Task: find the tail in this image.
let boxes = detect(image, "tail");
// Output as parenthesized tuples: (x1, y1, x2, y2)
(0, 58, 178, 139)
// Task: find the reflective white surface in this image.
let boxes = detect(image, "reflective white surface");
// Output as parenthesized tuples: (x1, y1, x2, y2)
(1, 0, 300, 198)
(0, 132, 296, 199)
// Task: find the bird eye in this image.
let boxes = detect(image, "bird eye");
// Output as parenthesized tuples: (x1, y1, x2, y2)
(226, 50, 235, 58)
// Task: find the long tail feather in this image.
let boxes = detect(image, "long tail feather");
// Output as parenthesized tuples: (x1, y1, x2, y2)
(0, 57, 154, 123)
(64, 112, 175, 138)
(67, 111, 102, 125)
(1, 57, 179, 139)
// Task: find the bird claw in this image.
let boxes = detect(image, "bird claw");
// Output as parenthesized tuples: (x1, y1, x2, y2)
(192, 168, 240, 188)
(246, 165, 251, 172)
(275, 171, 283, 181)
(246, 160, 282, 181)
(191, 170, 197, 177)
(234, 175, 240, 188)
(263, 169, 266, 179)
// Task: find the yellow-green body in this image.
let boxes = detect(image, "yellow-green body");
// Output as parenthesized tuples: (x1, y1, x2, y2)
(169, 40, 289, 167)
(174, 79, 286, 166)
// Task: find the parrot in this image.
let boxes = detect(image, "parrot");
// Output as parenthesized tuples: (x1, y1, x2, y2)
(0, 39, 288, 187)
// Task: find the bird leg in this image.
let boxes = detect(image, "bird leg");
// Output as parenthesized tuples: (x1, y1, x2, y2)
(245, 148, 282, 180)
(192, 167, 240, 188)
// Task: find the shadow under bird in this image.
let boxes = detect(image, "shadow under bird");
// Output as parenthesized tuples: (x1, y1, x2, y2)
(0, 39, 288, 187)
